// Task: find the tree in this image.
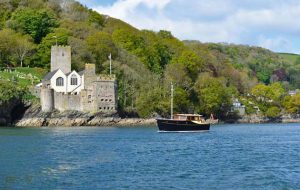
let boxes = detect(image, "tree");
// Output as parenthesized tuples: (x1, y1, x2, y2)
(164, 62, 192, 91)
(8, 8, 58, 43)
(266, 106, 281, 119)
(0, 29, 17, 66)
(14, 34, 35, 67)
(194, 73, 233, 117)
(283, 93, 300, 114)
(250, 82, 285, 114)
(86, 31, 117, 71)
(176, 50, 204, 80)
(33, 28, 70, 67)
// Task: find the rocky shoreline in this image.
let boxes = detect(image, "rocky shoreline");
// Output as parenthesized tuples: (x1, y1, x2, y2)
(11, 103, 156, 127)
(237, 114, 300, 124)
(15, 117, 157, 127)
(2, 102, 300, 127)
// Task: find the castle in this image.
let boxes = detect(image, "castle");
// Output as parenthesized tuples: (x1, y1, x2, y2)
(37, 45, 117, 113)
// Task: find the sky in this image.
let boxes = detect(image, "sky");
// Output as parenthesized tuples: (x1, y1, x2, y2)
(78, 0, 300, 54)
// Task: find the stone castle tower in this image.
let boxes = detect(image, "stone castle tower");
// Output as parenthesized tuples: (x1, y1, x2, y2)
(38, 45, 118, 114)
(51, 46, 71, 73)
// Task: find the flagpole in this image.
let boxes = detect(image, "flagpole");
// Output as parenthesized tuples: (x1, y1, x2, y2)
(109, 53, 112, 75)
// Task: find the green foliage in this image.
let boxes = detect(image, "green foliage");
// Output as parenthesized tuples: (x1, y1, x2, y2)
(0, 29, 17, 66)
(194, 73, 233, 117)
(33, 28, 70, 67)
(0, 80, 26, 104)
(175, 50, 204, 80)
(266, 106, 281, 118)
(88, 9, 104, 27)
(278, 53, 300, 64)
(8, 8, 58, 43)
(283, 93, 300, 114)
(250, 82, 285, 115)
(86, 31, 117, 71)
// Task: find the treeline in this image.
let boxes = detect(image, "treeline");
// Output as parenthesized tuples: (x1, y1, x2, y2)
(0, 0, 299, 119)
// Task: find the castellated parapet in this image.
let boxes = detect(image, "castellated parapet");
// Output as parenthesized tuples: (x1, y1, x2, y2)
(51, 46, 71, 73)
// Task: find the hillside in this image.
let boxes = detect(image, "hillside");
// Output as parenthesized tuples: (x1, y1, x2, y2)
(0, 0, 299, 120)
(278, 53, 300, 64)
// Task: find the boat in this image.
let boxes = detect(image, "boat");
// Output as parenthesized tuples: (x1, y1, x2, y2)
(156, 83, 210, 132)
(157, 114, 210, 132)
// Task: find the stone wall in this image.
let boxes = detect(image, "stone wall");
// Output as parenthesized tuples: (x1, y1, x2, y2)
(53, 92, 81, 111)
(94, 80, 117, 113)
(40, 88, 54, 112)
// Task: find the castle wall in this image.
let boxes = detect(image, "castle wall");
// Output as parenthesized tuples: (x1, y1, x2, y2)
(80, 89, 96, 112)
(68, 94, 81, 111)
(54, 92, 81, 111)
(94, 79, 117, 113)
(51, 46, 71, 74)
(54, 92, 68, 111)
(41, 88, 54, 112)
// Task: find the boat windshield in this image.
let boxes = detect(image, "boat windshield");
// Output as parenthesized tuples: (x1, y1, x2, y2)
(173, 115, 187, 120)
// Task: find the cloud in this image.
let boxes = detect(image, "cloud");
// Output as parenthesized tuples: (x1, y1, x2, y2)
(90, 0, 300, 53)
(258, 36, 290, 52)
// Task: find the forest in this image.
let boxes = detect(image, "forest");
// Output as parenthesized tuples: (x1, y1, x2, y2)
(0, 0, 299, 119)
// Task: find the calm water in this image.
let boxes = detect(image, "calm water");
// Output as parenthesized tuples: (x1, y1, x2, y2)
(0, 123, 300, 190)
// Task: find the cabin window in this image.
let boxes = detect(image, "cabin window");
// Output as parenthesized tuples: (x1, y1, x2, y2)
(56, 77, 64, 86)
(71, 74, 78, 85)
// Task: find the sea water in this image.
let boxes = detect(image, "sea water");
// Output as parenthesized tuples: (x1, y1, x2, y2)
(0, 123, 300, 189)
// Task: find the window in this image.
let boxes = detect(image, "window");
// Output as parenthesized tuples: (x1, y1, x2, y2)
(70, 74, 78, 85)
(56, 77, 64, 86)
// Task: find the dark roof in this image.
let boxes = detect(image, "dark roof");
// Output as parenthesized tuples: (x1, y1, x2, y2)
(42, 69, 59, 82)
(78, 71, 84, 76)
(65, 72, 72, 76)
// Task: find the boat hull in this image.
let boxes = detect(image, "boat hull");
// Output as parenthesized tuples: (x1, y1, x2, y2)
(156, 119, 210, 132)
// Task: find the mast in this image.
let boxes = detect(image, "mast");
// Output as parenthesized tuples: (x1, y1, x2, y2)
(171, 82, 174, 119)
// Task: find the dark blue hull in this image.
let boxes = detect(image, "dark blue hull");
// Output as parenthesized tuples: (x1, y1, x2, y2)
(156, 119, 210, 132)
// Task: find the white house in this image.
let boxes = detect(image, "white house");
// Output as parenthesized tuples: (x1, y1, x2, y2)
(41, 69, 84, 94)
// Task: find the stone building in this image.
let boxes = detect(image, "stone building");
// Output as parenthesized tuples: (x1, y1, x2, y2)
(231, 98, 246, 116)
(37, 45, 117, 113)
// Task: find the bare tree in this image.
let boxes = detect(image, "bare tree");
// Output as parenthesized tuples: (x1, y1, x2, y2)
(15, 35, 35, 67)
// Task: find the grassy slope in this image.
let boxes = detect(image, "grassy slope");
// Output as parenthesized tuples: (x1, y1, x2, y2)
(0, 67, 47, 87)
(277, 53, 300, 64)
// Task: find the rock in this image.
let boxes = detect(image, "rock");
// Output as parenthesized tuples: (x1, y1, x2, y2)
(15, 118, 45, 127)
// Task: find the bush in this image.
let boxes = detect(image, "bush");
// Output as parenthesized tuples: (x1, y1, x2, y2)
(266, 106, 281, 118)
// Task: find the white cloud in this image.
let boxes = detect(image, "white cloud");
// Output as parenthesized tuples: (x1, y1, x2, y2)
(91, 0, 300, 53)
(258, 36, 290, 52)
